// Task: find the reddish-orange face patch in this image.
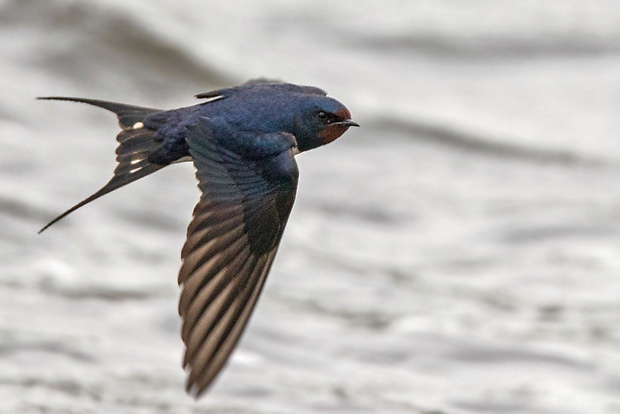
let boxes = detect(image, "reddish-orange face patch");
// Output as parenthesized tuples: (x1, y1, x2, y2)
(317, 124, 350, 144)
(317, 107, 353, 144)
(336, 107, 351, 121)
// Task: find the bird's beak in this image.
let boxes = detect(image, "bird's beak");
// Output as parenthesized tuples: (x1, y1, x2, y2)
(337, 119, 360, 128)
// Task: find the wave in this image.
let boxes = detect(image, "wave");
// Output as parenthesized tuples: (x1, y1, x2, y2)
(372, 115, 611, 167)
(1, 0, 233, 93)
(350, 34, 620, 60)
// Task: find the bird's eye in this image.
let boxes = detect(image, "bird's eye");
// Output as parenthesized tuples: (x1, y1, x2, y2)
(317, 111, 336, 124)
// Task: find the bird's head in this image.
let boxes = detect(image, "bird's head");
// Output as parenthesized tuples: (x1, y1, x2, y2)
(293, 96, 359, 152)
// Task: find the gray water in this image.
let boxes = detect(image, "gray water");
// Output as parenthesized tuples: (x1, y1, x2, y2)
(2, 1, 620, 413)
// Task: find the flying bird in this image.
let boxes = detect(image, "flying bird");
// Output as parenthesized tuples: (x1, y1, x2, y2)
(39, 80, 358, 397)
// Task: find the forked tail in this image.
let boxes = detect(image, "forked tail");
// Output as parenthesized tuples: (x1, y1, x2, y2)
(38, 97, 166, 233)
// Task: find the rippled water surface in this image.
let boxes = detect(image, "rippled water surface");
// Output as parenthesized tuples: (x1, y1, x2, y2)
(2, 1, 620, 413)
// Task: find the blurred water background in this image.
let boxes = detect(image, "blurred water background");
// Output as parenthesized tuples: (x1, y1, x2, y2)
(2, 1, 620, 413)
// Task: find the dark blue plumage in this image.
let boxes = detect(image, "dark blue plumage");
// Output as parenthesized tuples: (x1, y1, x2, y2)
(145, 81, 353, 164)
(39, 80, 358, 397)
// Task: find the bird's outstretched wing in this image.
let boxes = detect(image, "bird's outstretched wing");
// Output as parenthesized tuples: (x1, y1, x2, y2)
(195, 79, 327, 100)
(179, 117, 299, 397)
(38, 97, 165, 232)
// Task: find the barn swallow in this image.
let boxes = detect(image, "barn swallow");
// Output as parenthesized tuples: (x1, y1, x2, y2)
(39, 80, 358, 397)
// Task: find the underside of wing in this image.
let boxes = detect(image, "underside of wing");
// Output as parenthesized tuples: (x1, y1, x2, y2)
(178, 117, 298, 397)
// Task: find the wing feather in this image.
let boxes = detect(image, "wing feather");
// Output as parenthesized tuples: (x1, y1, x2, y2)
(178, 117, 298, 397)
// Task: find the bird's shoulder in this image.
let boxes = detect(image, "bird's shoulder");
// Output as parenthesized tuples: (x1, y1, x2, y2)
(186, 117, 298, 192)
(192, 116, 295, 159)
